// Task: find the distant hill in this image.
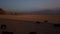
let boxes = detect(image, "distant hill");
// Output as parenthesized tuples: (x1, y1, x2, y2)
(0, 8, 17, 15)
(0, 8, 60, 15)
(32, 8, 60, 14)
(0, 8, 6, 14)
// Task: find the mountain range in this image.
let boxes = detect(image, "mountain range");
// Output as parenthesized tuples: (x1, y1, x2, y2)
(31, 8, 60, 14)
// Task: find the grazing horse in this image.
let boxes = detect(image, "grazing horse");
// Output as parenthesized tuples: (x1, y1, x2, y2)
(36, 21, 41, 24)
(1, 24, 6, 30)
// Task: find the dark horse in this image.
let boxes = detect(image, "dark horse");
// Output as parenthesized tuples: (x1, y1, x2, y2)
(36, 21, 41, 24)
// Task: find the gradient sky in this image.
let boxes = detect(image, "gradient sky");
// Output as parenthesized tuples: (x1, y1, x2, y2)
(0, 0, 60, 12)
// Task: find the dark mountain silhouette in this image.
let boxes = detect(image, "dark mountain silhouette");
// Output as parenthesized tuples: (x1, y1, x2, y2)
(32, 8, 60, 14)
(0, 8, 6, 14)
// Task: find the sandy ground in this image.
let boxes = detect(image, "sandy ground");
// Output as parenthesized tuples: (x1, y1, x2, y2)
(0, 15, 60, 34)
(0, 15, 60, 23)
(0, 19, 60, 34)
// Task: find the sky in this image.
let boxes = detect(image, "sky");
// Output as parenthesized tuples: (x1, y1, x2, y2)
(0, 0, 60, 12)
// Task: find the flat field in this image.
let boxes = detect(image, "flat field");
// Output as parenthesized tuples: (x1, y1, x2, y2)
(0, 14, 60, 23)
(0, 14, 60, 34)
